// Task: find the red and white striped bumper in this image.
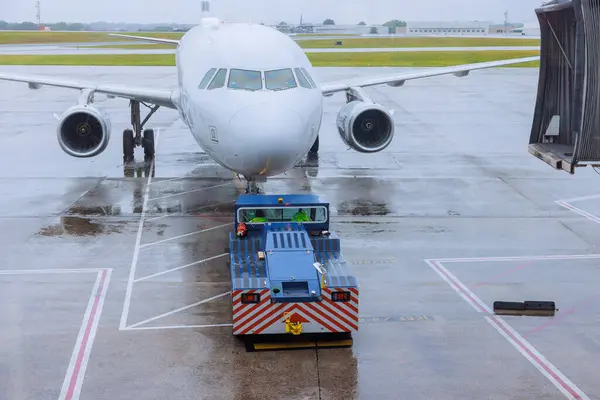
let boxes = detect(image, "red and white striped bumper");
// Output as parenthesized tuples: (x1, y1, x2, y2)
(232, 288, 359, 335)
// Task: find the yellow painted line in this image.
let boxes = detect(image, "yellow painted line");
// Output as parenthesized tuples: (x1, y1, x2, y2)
(253, 342, 317, 350)
(316, 339, 353, 348)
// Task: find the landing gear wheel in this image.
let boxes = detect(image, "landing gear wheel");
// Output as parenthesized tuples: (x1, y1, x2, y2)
(123, 129, 134, 163)
(143, 129, 155, 160)
(309, 135, 319, 154)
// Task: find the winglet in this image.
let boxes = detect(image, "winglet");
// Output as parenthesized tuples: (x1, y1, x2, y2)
(108, 33, 180, 45)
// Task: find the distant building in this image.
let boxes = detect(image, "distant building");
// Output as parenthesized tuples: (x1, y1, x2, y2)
(510, 21, 541, 36)
(488, 23, 521, 34)
(271, 23, 386, 35)
(405, 21, 492, 35)
(312, 24, 388, 35)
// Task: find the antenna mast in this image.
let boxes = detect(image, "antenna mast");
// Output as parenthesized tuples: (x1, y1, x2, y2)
(201, 0, 210, 15)
(36, 1, 41, 27)
(504, 10, 508, 36)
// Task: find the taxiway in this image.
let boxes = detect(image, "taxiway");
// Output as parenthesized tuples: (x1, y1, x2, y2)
(0, 45, 540, 56)
(0, 65, 598, 400)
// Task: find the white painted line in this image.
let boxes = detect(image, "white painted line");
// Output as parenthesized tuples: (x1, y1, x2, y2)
(127, 291, 231, 329)
(139, 223, 230, 249)
(143, 200, 236, 223)
(0, 268, 101, 275)
(147, 182, 232, 202)
(486, 316, 590, 400)
(134, 253, 228, 282)
(425, 260, 490, 313)
(556, 193, 600, 203)
(557, 201, 600, 225)
(426, 258, 589, 399)
(119, 128, 160, 331)
(145, 214, 170, 222)
(148, 176, 186, 186)
(428, 254, 600, 263)
(59, 269, 112, 400)
(124, 323, 233, 331)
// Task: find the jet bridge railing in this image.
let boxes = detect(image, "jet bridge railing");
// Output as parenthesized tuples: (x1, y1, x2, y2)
(528, 0, 600, 174)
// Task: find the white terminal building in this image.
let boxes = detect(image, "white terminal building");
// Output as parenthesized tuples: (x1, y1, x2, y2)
(312, 24, 388, 35)
(400, 21, 493, 35)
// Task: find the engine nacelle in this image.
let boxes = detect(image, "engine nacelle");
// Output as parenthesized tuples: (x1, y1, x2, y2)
(336, 100, 395, 153)
(56, 105, 111, 158)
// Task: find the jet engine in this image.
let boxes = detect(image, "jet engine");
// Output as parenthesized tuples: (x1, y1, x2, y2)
(336, 89, 395, 153)
(56, 105, 111, 157)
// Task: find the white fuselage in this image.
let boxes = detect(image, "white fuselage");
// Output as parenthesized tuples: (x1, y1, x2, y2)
(171, 22, 324, 179)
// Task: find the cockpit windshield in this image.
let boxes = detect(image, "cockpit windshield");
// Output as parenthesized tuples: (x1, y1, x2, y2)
(265, 68, 297, 91)
(228, 69, 262, 91)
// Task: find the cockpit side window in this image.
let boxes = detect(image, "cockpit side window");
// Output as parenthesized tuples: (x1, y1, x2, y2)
(207, 68, 227, 90)
(265, 68, 297, 91)
(198, 68, 217, 89)
(294, 68, 312, 89)
(300, 67, 317, 88)
(228, 69, 262, 91)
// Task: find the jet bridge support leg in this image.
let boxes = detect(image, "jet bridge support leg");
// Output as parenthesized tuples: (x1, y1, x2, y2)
(123, 99, 160, 163)
(528, 0, 600, 174)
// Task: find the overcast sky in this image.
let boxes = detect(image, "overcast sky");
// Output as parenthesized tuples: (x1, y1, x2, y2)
(2, 0, 547, 25)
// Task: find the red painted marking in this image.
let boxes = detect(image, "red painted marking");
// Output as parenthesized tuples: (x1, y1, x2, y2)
(253, 304, 296, 334)
(322, 288, 359, 314)
(241, 303, 287, 335)
(432, 260, 583, 399)
(431, 261, 487, 313)
(323, 298, 358, 326)
(295, 304, 337, 332)
(232, 293, 271, 324)
(320, 301, 358, 331)
(472, 262, 533, 288)
(348, 287, 359, 296)
(232, 289, 255, 308)
(525, 293, 600, 337)
(281, 312, 310, 324)
(489, 316, 581, 399)
(65, 269, 107, 400)
(304, 302, 349, 332)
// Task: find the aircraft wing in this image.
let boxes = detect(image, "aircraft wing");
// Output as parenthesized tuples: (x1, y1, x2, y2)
(108, 33, 180, 45)
(319, 56, 540, 95)
(0, 72, 177, 109)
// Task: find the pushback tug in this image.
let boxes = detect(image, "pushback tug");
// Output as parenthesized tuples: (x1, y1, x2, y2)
(228, 194, 359, 337)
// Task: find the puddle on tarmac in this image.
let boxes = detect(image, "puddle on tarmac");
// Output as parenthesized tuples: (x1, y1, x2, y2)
(66, 205, 124, 216)
(37, 216, 125, 236)
(337, 200, 390, 216)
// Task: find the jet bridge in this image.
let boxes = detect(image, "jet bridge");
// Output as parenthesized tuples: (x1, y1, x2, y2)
(528, 0, 600, 174)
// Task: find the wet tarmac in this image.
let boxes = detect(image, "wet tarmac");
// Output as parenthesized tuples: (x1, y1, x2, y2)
(0, 45, 540, 56)
(1, 65, 599, 399)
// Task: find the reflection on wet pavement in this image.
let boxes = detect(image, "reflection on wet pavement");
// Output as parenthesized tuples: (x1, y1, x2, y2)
(4, 66, 600, 400)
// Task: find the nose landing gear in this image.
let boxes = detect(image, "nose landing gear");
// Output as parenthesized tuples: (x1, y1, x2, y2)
(123, 99, 160, 164)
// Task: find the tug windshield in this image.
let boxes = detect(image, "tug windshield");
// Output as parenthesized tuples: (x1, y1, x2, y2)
(238, 206, 327, 223)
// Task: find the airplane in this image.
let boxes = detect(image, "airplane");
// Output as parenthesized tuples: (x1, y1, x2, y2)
(0, 10, 540, 194)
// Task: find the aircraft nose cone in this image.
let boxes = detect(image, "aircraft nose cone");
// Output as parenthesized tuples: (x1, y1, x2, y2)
(229, 104, 307, 176)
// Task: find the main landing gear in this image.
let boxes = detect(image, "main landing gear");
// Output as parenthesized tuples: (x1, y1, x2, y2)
(309, 135, 319, 154)
(123, 100, 160, 164)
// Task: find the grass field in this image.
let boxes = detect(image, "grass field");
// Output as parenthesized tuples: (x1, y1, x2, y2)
(0, 50, 540, 67)
(83, 36, 541, 50)
(297, 37, 541, 48)
(0, 31, 183, 44)
(294, 33, 359, 37)
(0, 31, 541, 48)
(80, 43, 175, 49)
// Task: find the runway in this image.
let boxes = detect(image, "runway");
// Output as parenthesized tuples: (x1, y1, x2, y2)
(292, 34, 541, 40)
(0, 45, 540, 56)
(1, 65, 599, 400)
